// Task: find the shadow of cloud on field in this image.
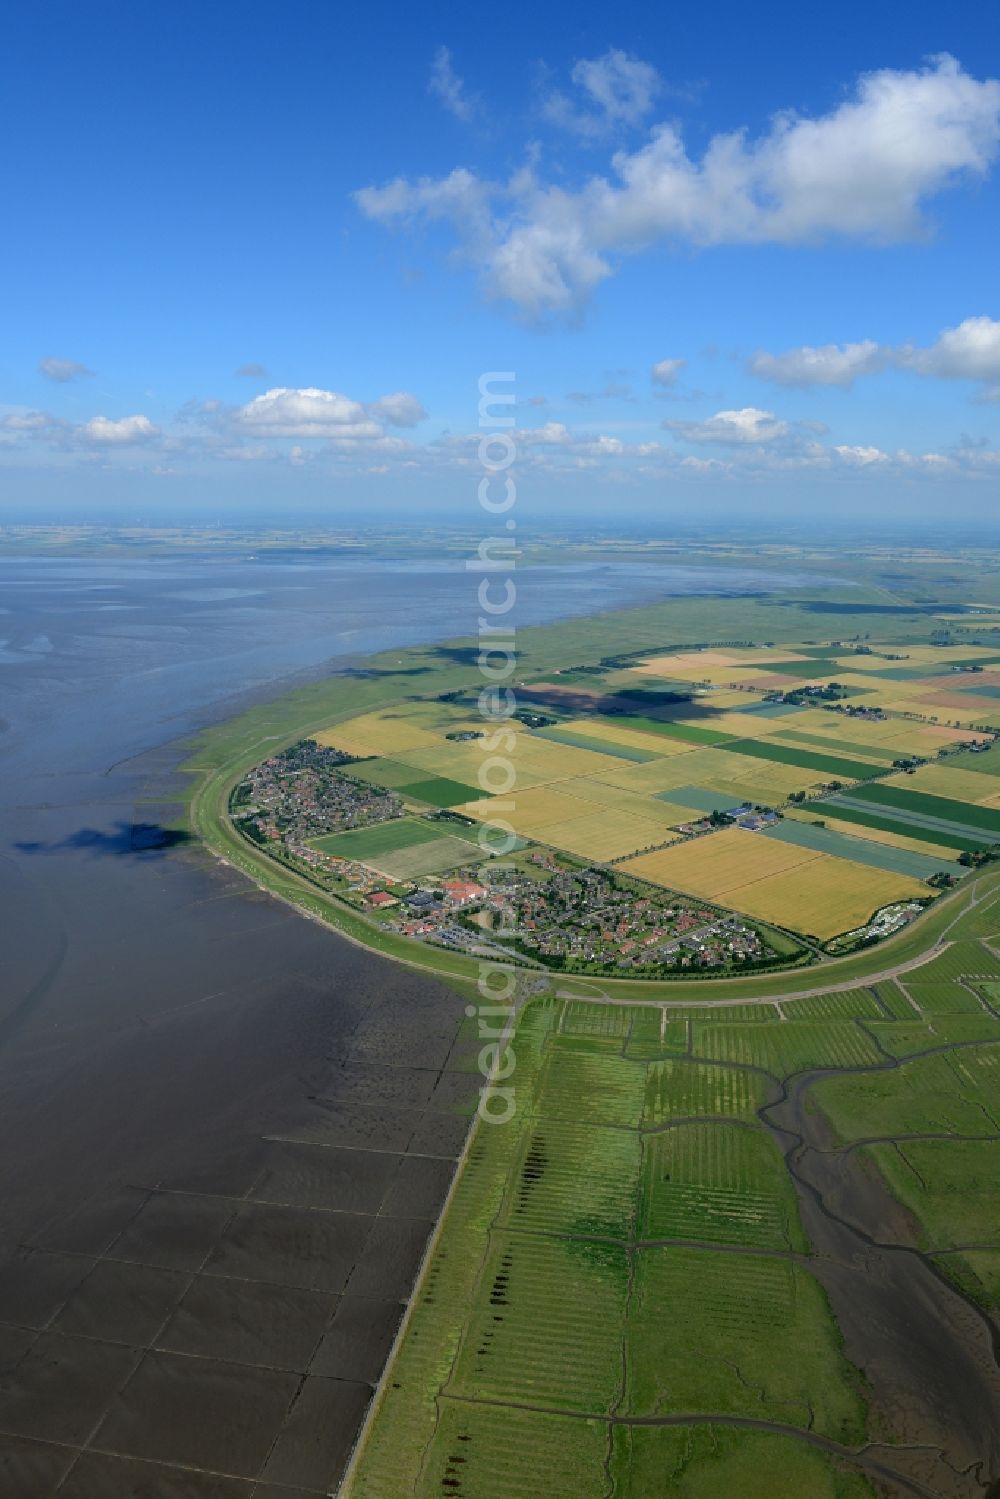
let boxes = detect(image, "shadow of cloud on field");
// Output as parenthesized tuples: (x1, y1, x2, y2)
(428, 644, 482, 668)
(14, 822, 195, 857)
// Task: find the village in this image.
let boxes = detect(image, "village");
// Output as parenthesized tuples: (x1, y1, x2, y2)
(229, 738, 402, 846)
(228, 742, 787, 976)
(314, 849, 781, 975)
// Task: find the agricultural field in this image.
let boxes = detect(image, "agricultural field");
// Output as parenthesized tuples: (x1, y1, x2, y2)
(625, 824, 820, 896)
(784, 805, 963, 862)
(622, 827, 929, 939)
(521, 807, 674, 861)
(757, 815, 961, 879)
(244, 626, 1000, 953)
(311, 816, 480, 879)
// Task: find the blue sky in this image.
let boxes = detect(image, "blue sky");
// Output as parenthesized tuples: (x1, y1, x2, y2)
(2, 0, 999, 523)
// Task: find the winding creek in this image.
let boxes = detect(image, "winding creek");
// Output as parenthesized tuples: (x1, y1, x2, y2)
(761, 1035, 1000, 1498)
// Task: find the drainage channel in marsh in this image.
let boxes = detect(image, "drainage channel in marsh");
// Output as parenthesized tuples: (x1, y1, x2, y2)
(762, 1059, 1000, 1499)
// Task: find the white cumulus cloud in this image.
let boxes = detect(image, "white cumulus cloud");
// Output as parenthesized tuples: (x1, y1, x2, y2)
(651, 357, 686, 386)
(545, 49, 662, 136)
(665, 407, 790, 445)
(368, 391, 428, 427)
(357, 55, 1000, 317)
(833, 444, 890, 465)
(748, 340, 887, 388)
(232, 386, 428, 444)
(750, 316, 1000, 395)
(899, 315, 1000, 381)
(80, 414, 158, 445)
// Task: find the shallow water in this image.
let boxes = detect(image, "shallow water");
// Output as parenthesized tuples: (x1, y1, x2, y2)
(0, 550, 812, 1494)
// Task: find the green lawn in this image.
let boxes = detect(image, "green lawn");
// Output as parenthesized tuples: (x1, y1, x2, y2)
(396, 775, 481, 806)
(310, 815, 464, 859)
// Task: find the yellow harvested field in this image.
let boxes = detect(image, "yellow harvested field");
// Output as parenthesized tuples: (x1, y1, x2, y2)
(590, 757, 702, 793)
(315, 711, 441, 756)
(556, 776, 702, 825)
(624, 829, 929, 939)
(591, 749, 821, 800)
(540, 811, 677, 862)
(692, 709, 797, 737)
(633, 651, 742, 675)
(635, 648, 811, 677)
(887, 643, 1000, 665)
(723, 862, 930, 940)
(454, 785, 598, 833)
(782, 714, 984, 753)
(539, 716, 689, 755)
(784, 809, 961, 861)
(557, 718, 695, 756)
(891, 763, 1000, 804)
(401, 733, 622, 787)
(623, 826, 820, 899)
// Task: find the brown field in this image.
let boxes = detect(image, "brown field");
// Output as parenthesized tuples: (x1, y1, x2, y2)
(922, 692, 1000, 721)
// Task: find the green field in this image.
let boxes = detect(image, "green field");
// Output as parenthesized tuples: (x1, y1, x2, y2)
(863, 1137, 1000, 1250)
(846, 779, 1000, 833)
(812, 796, 989, 852)
(396, 774, 481, 806)
(813, 1045, 1000, 1142)
(721, 737, 887, 781)
(343, 998, 879, 1497)
(531, 724, 660, 761)
(639, 1121, 805, 1249)
(944, 744, 1000, 776)
(769, 728, 894, 762)
(758, 817, 961, 879)
(604, 714, 734, 745)
(346, 914, 1000, 1492)
(610, 1426, 875, 1499)
(311, 815, 465, 859)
